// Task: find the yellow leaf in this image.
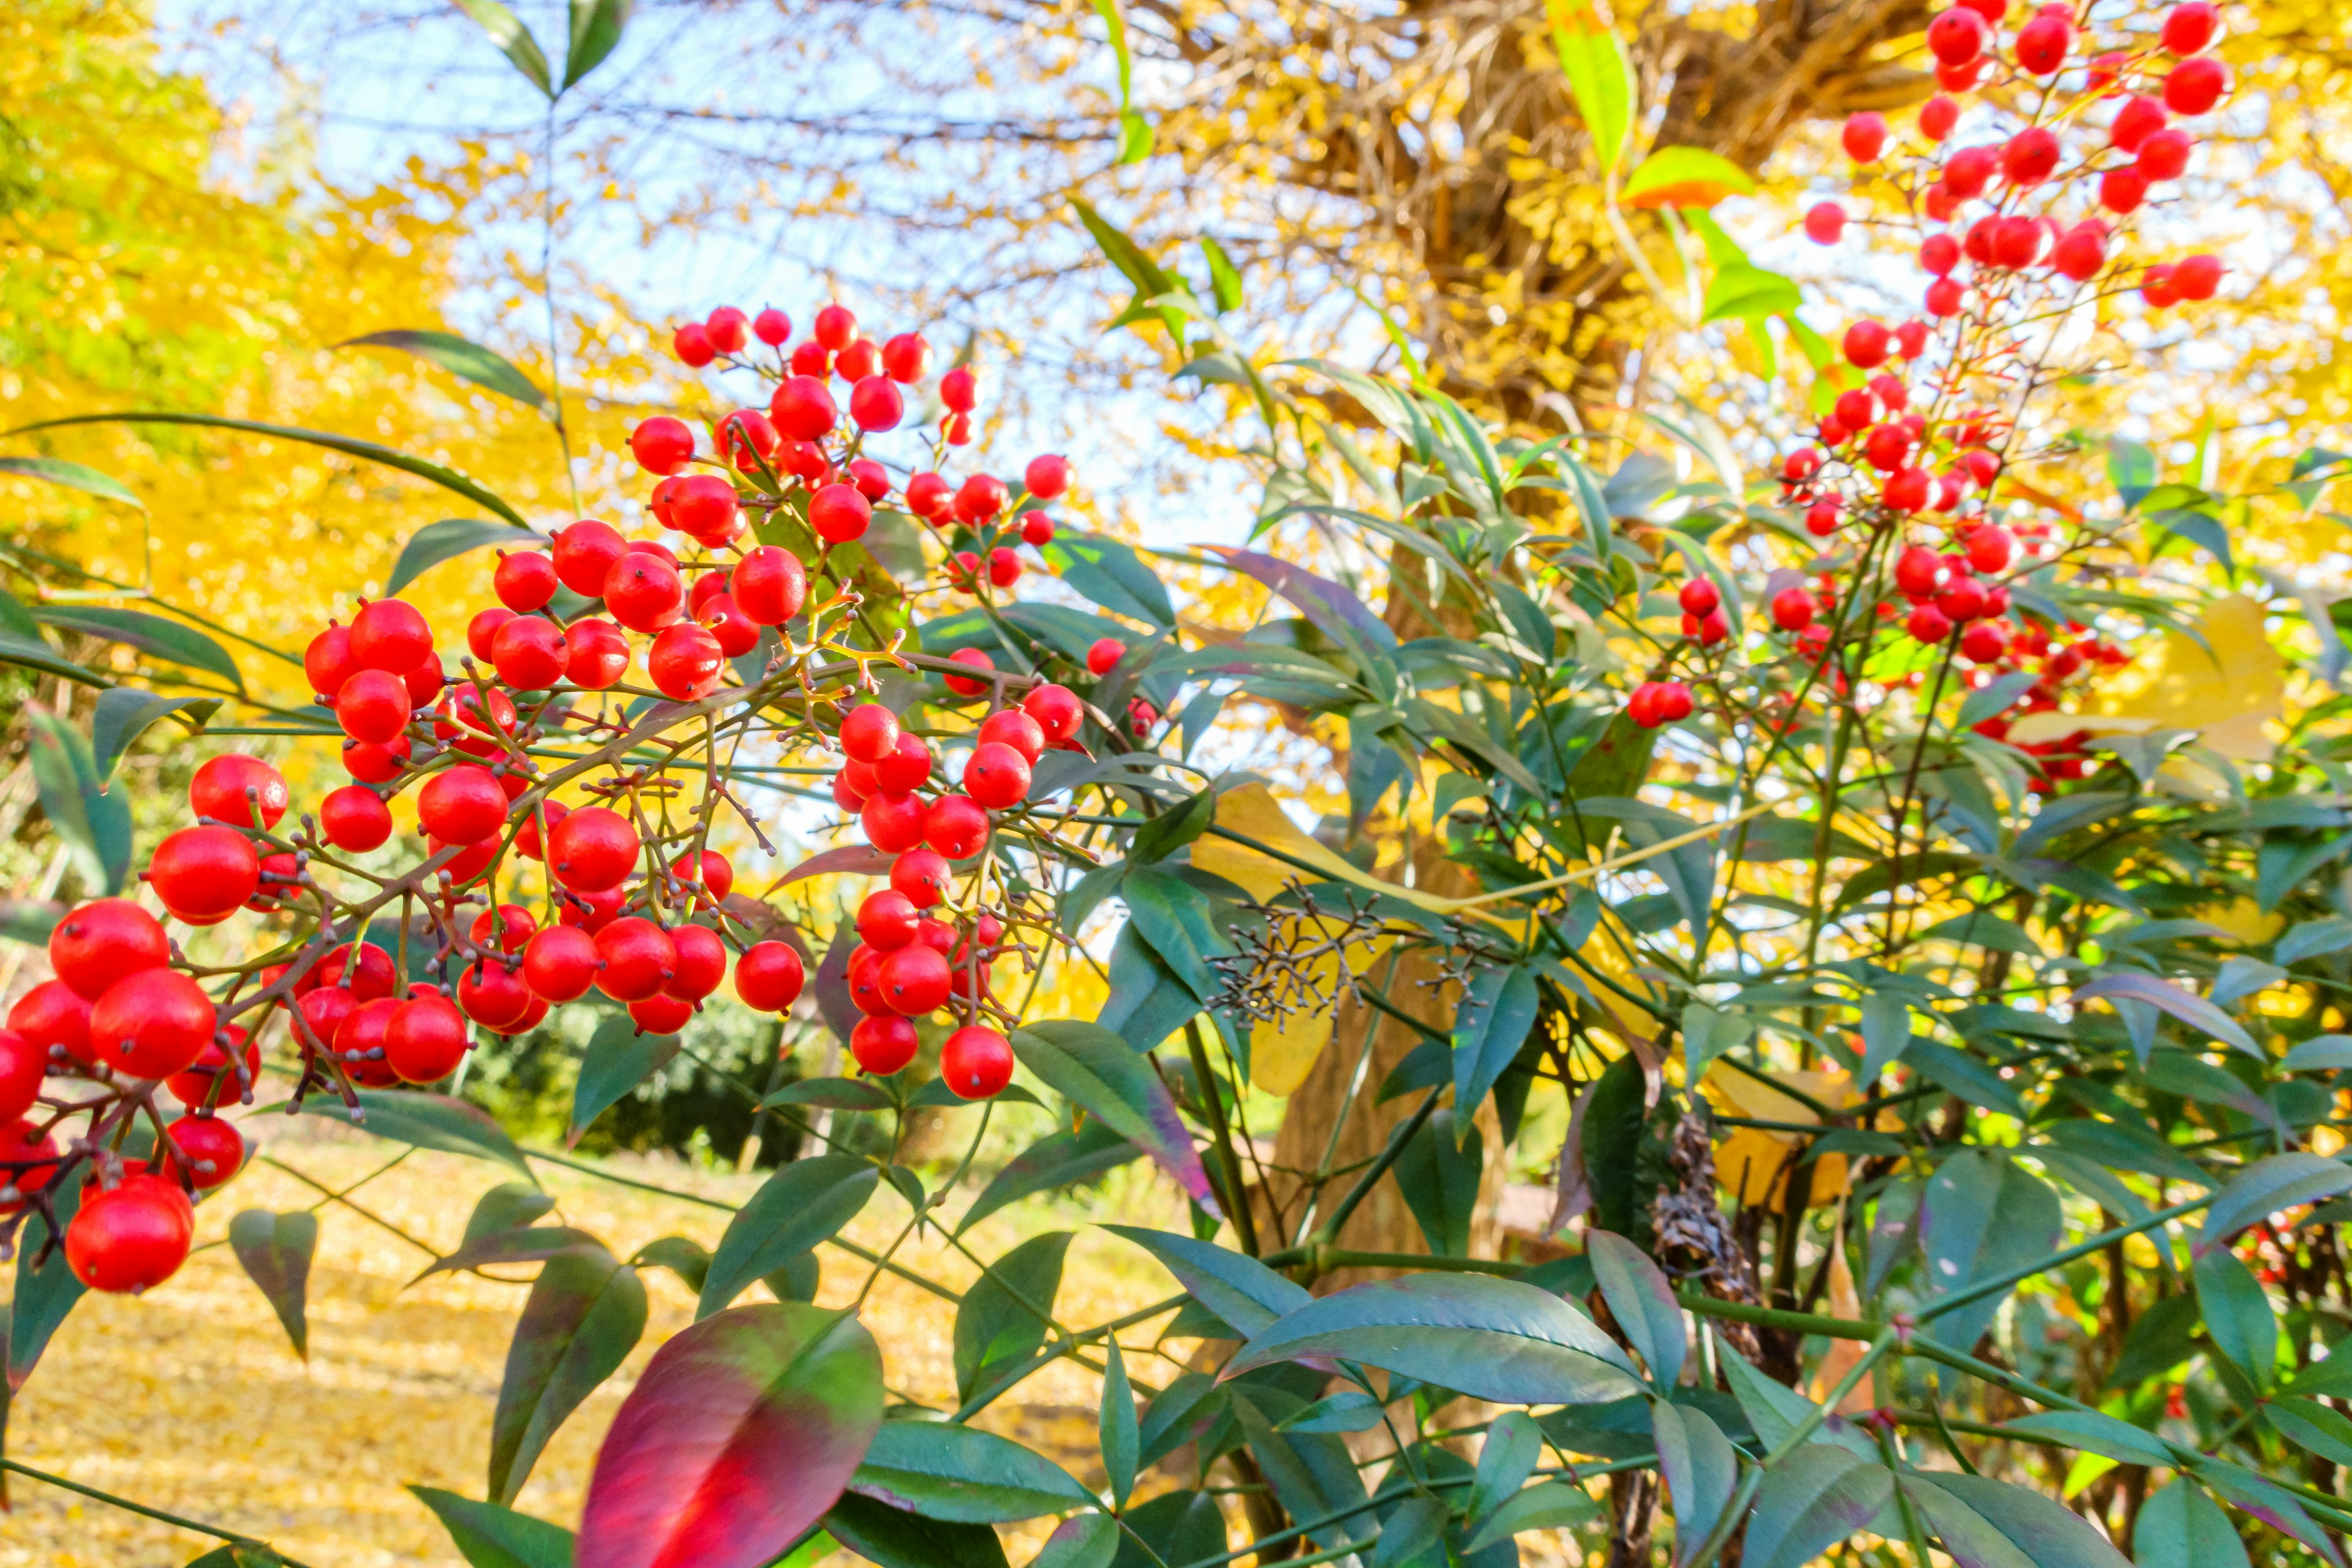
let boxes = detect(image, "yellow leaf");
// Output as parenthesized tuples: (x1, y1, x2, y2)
(1246, 916, 1393, 1095)
(2097, 595, 2285, 761)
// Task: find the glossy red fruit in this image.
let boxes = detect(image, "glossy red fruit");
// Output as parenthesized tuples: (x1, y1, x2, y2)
(296, 986, 360, 1056)
(342, 733, 410, 783)
(858, 889, 921, 952)
(190, 755, 289, 831)
(891, 848, 951, 910)
(704, 305, 750, 354)
(649, 622, 726, 699)
(418, 765, 506, 846)
(673, 849, 733, 904)
(879, 943, 951, 1016)
(673, 321, 715, 366)
(457, 959, 532, 1028)
(881, 333, 931, 383)
(1085, 638, 1126, 677)
(1966, 526, 2016, 575)
(165, 1029, 257, 1109)
(1937, 575, 1988, 623)
(1803, 202, 1845, 246)
(2165, 56, 2228, 115)
(330, 995, 398, 1084)
(489, 615, 567, 690)
(862, 791, 930, 854)
(627, 993, 695, 1035)
(2163, 1, 2218, 56)
(89, 969, 214, 1080)
(514, 798, 569, 862)
(701, 594, 760, 658)
(754, 307, 792, 346)
(1841, 320, 1891, 369)
(733, 942, 805, 1012)
(837, 337, 880, 381)
(350, 598, 432, 673)
(549, 806, 640, 892)
(2173, 253, 2225, 300)
(2139, 127, 2193, 181)
(850, 1016, 918, 1076)
(66, 1172, 194, 1293)
(954, 473, 1009, 524)
(987, 547, 1021, 589)
(631, 417, 696, 475)
(386, 995, 469, 1084)
(0, 1118, 59, 1214)
(809, 483, 872, 544)
(594, 918, 676, 1003)
(668, 474, 741, 541)
(2142, 263, 2180, 308)
(1020, 511, 1055, 548)
(312, 941, 396, 1000)
(2002, 126, 2060, 185)
(943, 647, 993, 698)
(1025, 456, 1072, 503)
(1926, 6, 1986, 66)
(904, 471, 952, 520)
(148, 826, 261, 925)
(0, 1029, 42, 1124)
(524, 925, 601, 1002)
(1907, 603, 1956, 644)
(1770, 588, 1815, 633)
(1021, 683, 1084, 745)
(848, 375, 903, 432)
(769, 375, 837, 441)
(164, 1114, 246, 1189)
(566, 617, 631, 689)
(2052, 225, 2107, 282)
(2014, 11, 2070, 72)
(851, 733, 921, 798)
(731, 546, 807, 627)
(1961, 621, 2010, 663)
(1883, 466, 1933, 513)
(963, 741, 1031, 810)
(50, 899, 170, 1000)
(662, 925, 727, 1001)
(808, 302, 854, 351)
(1841, 111, 1887, 162)
(840, 703, 901, 764)
(305, 623, 360, 698)
(1920, 94, 1959, 141)
(942, 1025, 1014, 1099)
(925, 793, 990, 860)
(464, 906, 536, 958)
(605, 552, 686, 633)
(2111, 95, 2166, 153)
(469, 606, 516, 662)
(554, 519, 630, 595)
(337, 669, 412, 745)
(429, 833, 499, 884)
(978, 709, 1046, 764)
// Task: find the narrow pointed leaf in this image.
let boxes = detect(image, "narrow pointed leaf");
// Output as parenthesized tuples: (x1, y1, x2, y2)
(410, 1485, 577, 1568)
(1651, 1400, 1738, 1566)
(1101, 1338, 1139, 1509)
(387, 518, 537, 595)
(91, 689, 218, 783)
(2133, 1480, 2249, 1568)
(1744, 1448, 1893, 1568)
(1588, 1230, 1686, 1389)
(848, 1420, 1094, 1523)
(453, 0, 554, 96)
(2196, 1152, 2352, 1254)
(823, 1493, 1009, 1568)
(1011, 1021, 1210, 1206)
(0, 455, 143, 508)
(1912, 1472, 2133, 1568)
(577, 1303, 883, 1568)
(1464, 1479, 1602, 1551)
(491, 1248, 649, 1502)
(26, 709, 133, 895)
(1452, 965, 1540, 1124)
(953, 1231, 1070, 1405)
(228, 1210, 318, 1359)
(959, 1121, 1139, 1234)
(698, 1155, 878, 1319)
(36, 605, 242, 690)
(1468, 1409, 1543, 1531)
(1100, 1225, 1310, 1337)
(563, 0, 633, 89)
(280, 1089, 533, 1179)
(341, 332, 552, 414)
(570, 1012, 682, 1145)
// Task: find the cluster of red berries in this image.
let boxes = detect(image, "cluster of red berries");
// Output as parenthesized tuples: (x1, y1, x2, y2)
(1633, 0, 2225, 790)
(1, 298, 1142, 1292)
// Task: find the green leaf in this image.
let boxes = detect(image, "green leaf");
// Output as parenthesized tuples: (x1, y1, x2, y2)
(1222, 1275, 1642, 1405)
(0, 454, 143, 508)
(1619, 146, 1757, 210)
(228, 1210, 318, 1360)
(1231, 1396, 1373, 1554)
(698, 1155, 878, 1319)
(824, 1493, 1009, 1568)
(10, 1158, 94, 1389)
(26, 708, 133, 895)
(36, 605, 242, 690)
(466, 1183, 559, 1247)
(1101, 1338, 1139, 1510)
(1010, 1020, 1212, 1206)
(562, 0, 631, 90)
(1587, 1231, 1685, 1389)
(1041, 532, 1175, 628)
(1917, 1148, 2061, 1352)
(2265, 1397, 2352, 1466)
(0, 898, 64, 947)
(1996, 1411, 2171, 1467)
(1201, 237, 1244, 312)
(2076, 971, 2261, 1058)
(2107, 437, 2158, 510)
(2196, 1152, 2352, 1254)
(959, 1122, 1139, 1235)
(90, 688, 219, 783)
(2194, 1248, 2277, 1389)
(282, 1089, 535, 1180)
(1463, 1479, 1601, 1551)
(1127, 785, 1219, 864)
(576, 1305, 883, 1568)
(387, 518, 537, 596)
(341, 332, 553, 415)
(570, 1012, 682, 1145)
(1032, 1512, 1118, 1568)
(1547, 0, 1634, 172)
(1371, 1494, 1448, 1568)
(1721, 1346, 1874, 1458)
(1393, 1108, 1482, 1256)
(1958, 671, 2041, 733)
(848, 1420, 1094, 1523)
(2108, 1293, 2201, 1388)
(952, 1232, 1071, 1408)
(1467, 1409, 1544, 1535)
(452, 0, 555, 97)
(1451, 964, 1541, 1126)
(630, 1237, 711, 1295)
(1101, 1226, 1310, 1338)
(1699, 262, 1800, 324)
(410, 1486, 576, 1568)
(1651, 1400, 1739, 1567)
(2133, 1480, 2249, 1568)
(0, 590, 107, 688)
(1744, 1448, 1893, 1568)
(1912, 1471, 2133, 1568)
(491, 1248, 648, 1503)
(763, 1077, 894, 1112)
(7, 412, 529, 528)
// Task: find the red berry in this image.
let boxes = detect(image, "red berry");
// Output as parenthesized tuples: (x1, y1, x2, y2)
(769, 375, 838, 441)
(654, 924, 723, 1002)
(875, 732, 934, 794)
(415, 764, 503, 846)
(881, 333, 932, 383)
(1883, 466, 1933, 513)
(592, 918, 674, 1003)
(1021, 683, 1084, 744)
(2163, 2, 2218, 56)
(495, 551, 559, 613)
(2111, 95, 2167, 153)
(630, 417, 695, 475)
(305, 624, 360, 699)
(470, 904, 538, 954)
(165, 1029, 257, 1110)
(548, 806, 640, 892)
(90, 968, 215, 1080)
(490, 616, 567, 690)
(851, 1016, 919, 1076)
(560, 617, 626, 690)
(1920, 234, 1960, 275)
(1927, 7, 1987, 66)
(978, 708, 1046, 764)
(2002, 127, 2060, 185)
(1086, 637, 1126, 676)
(729, 546, 807, 627)
(1627, 683, 1662, 729)
(939, 364, 978, 412)
(2173, 253, 2225, 300)
(523, 925, 600, 1002)
(1920, 94, 1959, 141)
(905, 471, 952, 520)
(790, 339, 831, 379)
(809, 483, 873, 543)
(1842, 320, 1891, 368)
(2165, 57, 2228, 115)
(1966, 526, 2016, 574)
(648, 622, 726, 699)
(1944, 145, 1996, 198)
(943, 647, 993, 697)
(604, 552, 685, 633)
(624, 993, 690, 1035)
(963, 741, 1032, 810)
(553, 519, 630, 596)
(2142, 263, 2180, 308)
(986, 546, 1020, 589)
(1024, 454, 1071, 499)
(1803, 202, 1846, 246)
(955, 473, 1009, 522)
(0, 1029, 43, 1125)
(66, 1171, 194, 1293)
(50, 899, 170, 1001)
(148, 826, 260, 926)
(848, 376, 903, 432)
(879, 944, 951, 1016)
(706, 306, 750, 353)
(1907, 603, 1956, 643)
(1893, 322, 1929, 358)
(2139, 128, 2193, 181)
(840, 704, 901, 764)
(1770, 587, 1815, 633)
(2052, 224, 2108, 282)
(1925, 277, 1967, 317)
(753, 307, 791, 345)
(862, 791, 930, 854)
(892, 848, 951, 908)
(812, 303, 857, 351)
(735, 942, 807, 1012)
(1961, 621, 2010, 663)
(701, 594, 760, 658)
(673, 322, 715, 366)
(0, 1119, 60, 1214)
(941, 1025, 1014, 1099)
(859, 889, 922, 952)
(9, 981, 91, 1068)
(385, 995, 469, 1084)
(2014, 12, 2071, 74)
(454, 954, 532, 1027)
(190, 755, 288, 831)
(350, 598, 432, 674)
(920, 793, 987, 860)
(1842, 112, 1887, 162)
(1937, 575, 1988, 622)
(1020, 511, 1055, 547)
(1678, 579, 1720, 618)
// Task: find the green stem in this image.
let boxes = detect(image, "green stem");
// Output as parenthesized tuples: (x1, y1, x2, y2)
(2, 1459, 317, 1564)
(1185, 1017, 1259, 1256)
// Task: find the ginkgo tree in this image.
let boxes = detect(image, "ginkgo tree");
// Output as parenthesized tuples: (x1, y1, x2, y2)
(7, 2, 2352, 1568)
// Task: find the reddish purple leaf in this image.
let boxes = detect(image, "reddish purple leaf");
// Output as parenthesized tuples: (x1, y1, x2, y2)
(767, 845, 893, 891)
(578, 1303, 883, 1568)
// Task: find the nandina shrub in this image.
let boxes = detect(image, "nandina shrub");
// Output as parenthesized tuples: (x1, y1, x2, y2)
(5, 2, 2352, 1565)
